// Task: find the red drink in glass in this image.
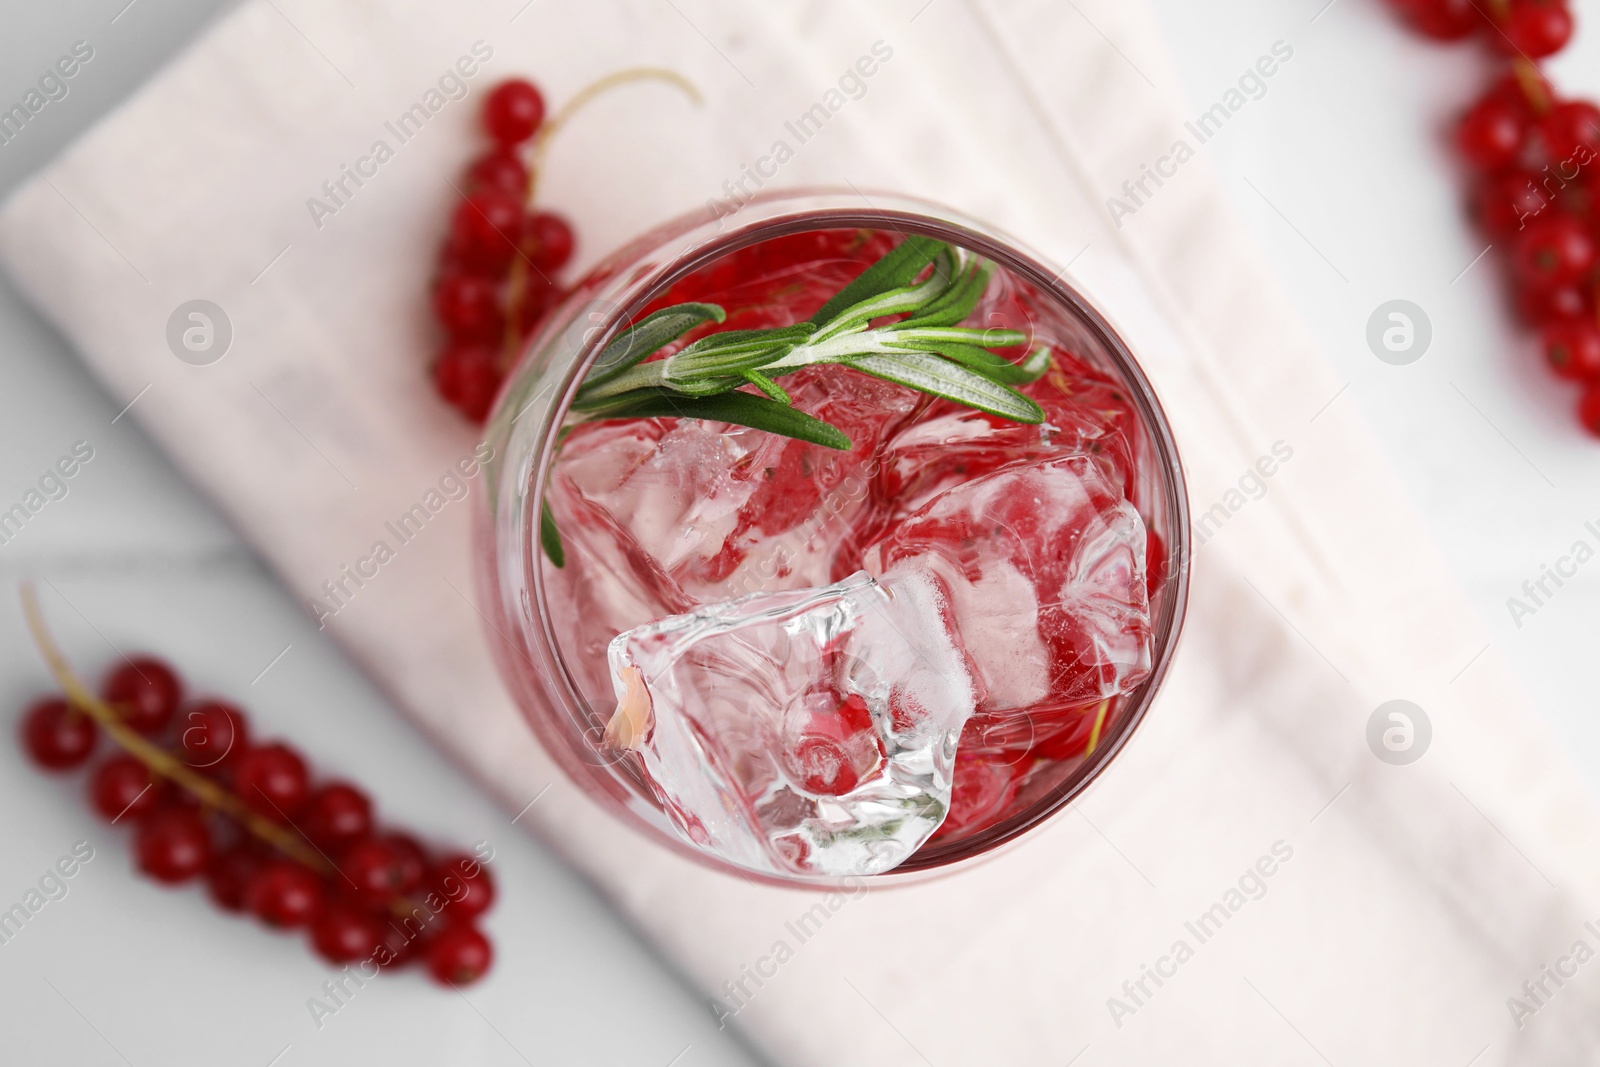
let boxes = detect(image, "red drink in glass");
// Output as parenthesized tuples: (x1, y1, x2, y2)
(479, 193, 1188, 885)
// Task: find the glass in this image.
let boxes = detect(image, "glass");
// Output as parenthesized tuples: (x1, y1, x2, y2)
(476, 191, 1189, 886)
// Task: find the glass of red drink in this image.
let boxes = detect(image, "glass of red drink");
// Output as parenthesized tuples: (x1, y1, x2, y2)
(478, 192, 1189, 885)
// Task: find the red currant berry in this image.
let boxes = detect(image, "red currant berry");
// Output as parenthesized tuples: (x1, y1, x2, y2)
(246, 859, 326, 928)
(1457, 94, 1528, 170)
(1512, 213, 1596, 290)
(785, 694, 882, 797)
(1543, 321, 1600, 380)
(88, 754, 158, 822)
(433, 341, 502, 423)
(1493, 0, 1574, 59)
(432, 854, 496, 919)
(373, 920, 418, 969)
(384, 833, 429, 890)
(522, 212, 575, 273)
(465, 150, 530, 196)
(1473, 170, 1551, 237)
(302, 783, 373, 850)
(1580, 382, 1600, 437)
(1387, 0, 1484, 39)
(450, 192, 525, 271)
(20, 697, 96, 770)
(436, 233, 472, 280)
(341, 836, 421, 906)
(425, 924, 493, 985)
(102, 657, 183, 736)
(790, 734, 861, 795)
(508, 274, 559, 338)
(1541, 101, 1600, 166)
(483, 79, 545, 146)
(1486, 69, 1553, 120)
(311, 904, 386, 964)
(135, 808, 212, 884)
(176, 700, 248, 769)
(206, 845, 267, 912)
(432, 272, 503, 339)
(233, 743, 310, 819)
(1514, 282, 1592, 326)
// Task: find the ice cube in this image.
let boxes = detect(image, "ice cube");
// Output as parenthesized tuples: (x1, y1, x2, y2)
(674, 367, 924, 599)
(542, 419, 695, 707)
(864, 454, 1151, 720)
(548, 370, 920, 605)
(551, 416, 756, 577)
(872, 348, 1143, 530)
(605, 568, 977, 878)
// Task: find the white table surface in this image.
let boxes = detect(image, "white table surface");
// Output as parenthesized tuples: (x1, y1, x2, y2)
(2, 2, 1597, 1065)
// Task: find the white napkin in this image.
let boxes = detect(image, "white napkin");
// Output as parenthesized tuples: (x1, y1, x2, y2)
(7, 0, 1600, 1061)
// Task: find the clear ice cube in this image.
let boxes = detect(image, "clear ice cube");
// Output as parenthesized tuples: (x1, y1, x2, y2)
(548, 368, 920, 608)
(874, 349, 1142, 527)
(605, 568, 977, 878)
(864, 454, 1151, 719)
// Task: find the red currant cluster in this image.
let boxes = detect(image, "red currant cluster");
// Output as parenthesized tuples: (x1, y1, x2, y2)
(1387, 0, 1575, 50)
(19, 655, 495, 985)
(432, 78, 576, 424)
(1384, 0, 1600, 434)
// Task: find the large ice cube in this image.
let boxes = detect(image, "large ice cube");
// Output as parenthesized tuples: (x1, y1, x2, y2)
(548, 369, 921, 605)
(673, 367, 923, 599)
(864, 454, 1151, 720)
(604, 569, 977, 878)
(551, 416, 757, 578)
(542, 419, 695, 706)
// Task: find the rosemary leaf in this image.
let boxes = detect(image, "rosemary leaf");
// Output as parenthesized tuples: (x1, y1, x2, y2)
(845, 351, 1044, 423)
(915, 342, 1040, 384)
(809, 267, 953, 342)
(581, 302, 725, 393)
(540, 499, 566, 568)
(742, 370, 791, 404)
(898, 259, 991, 330)
(1017, 345, 1053, 383)
(589, 388, 853, 450)
(808, 234, 946, 326)
(665, 323, 815, 381)
(892, 326, 1027, 348)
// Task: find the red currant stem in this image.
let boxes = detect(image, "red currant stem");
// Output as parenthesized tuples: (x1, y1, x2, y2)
(18, 583, 331, 875)
(1512, 56, 1552, 117)
(499, 68, 704, 363)
(527, 67, 701, 202)
(500, 264, 531, 368)
(1083, 698, 1111, 757)
(1485, 0, 1512, 21)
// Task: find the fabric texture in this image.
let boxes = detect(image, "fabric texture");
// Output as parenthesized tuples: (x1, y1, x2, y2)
(5, 0, 1599, 1061)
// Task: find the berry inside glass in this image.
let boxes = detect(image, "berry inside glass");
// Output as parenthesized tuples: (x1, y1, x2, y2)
(483, 198, 1188, 883)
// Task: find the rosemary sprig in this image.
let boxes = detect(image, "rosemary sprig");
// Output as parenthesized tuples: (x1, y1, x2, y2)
(544, 237, 1049, 565)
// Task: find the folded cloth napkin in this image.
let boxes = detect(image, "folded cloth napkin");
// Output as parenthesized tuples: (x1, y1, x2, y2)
(8, 0, 1600, 1061)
